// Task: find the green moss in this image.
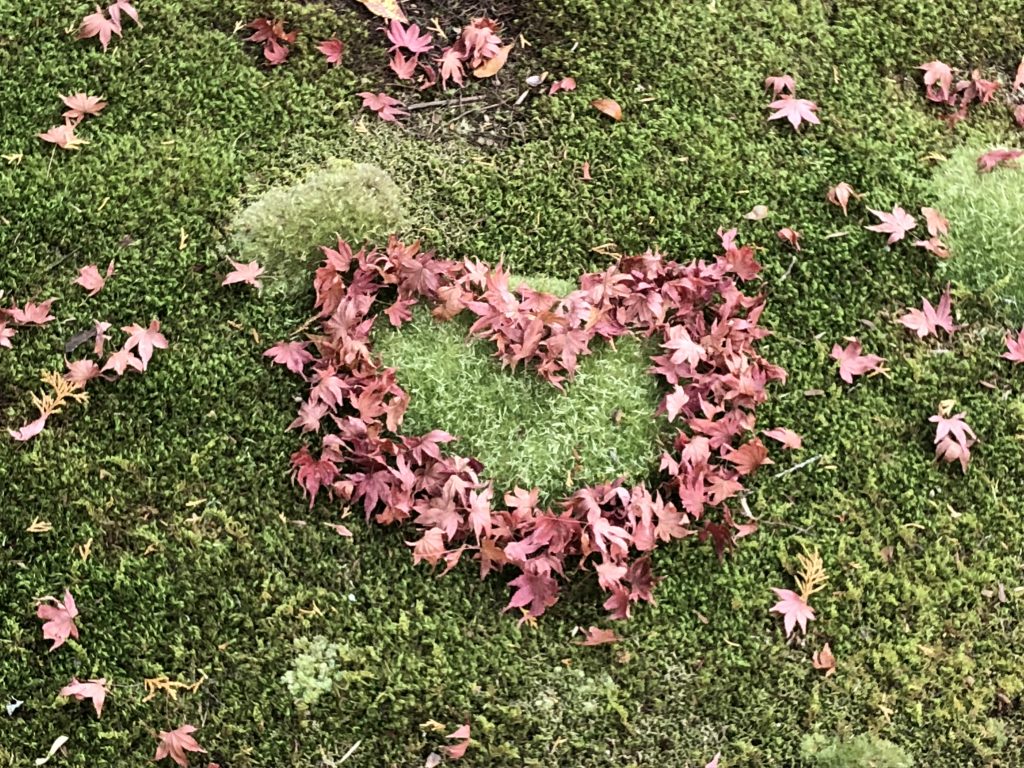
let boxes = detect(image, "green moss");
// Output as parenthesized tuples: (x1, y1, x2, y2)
(227, 159, 407, 289)
(3, 0, 1024, 766)
(800, 733, 914, 768)
(932, 143, 1024, 319)
(373, 297, 666, 501)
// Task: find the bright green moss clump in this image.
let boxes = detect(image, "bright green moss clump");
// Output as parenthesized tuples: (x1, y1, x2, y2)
(373, 291, 667, 501)
(800, 733, 914, 768)
(228, 160, 407, 289)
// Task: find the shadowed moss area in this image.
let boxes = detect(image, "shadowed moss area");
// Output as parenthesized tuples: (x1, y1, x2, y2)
(373, 302, 666, 501)
(3, 0, 1024, 766)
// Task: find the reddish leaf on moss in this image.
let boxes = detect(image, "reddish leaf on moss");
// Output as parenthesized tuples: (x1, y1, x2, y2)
(38, 123, 86, 150)
(831, 339, 885, 384)
(770, 587, 815, 637)
(60, 677, 108, 717)
(576, 626, 621, 645)
(264, 341, 314, 377)
(10, 414, 49, 442)
(812, 643, 836, 675)
(549, 77, 576, 95)
(37, 590, 79, 651)
(865, 205, 916, 244)
(776, 227, 801, 250)
(357, 91, 408, 122)
(317, 39, 344, 66)
(1003, 327, 1024, 363)
(977, 148, 1023, 173)
(505, 571, 559, 618)
(826, 182, 856, 215)
(767, 96, 819, 130)
(73, 261, 114, 297)
(60, 93, 107, 121)
(762, 427, 802, 450)
(155, 725, 206, 768)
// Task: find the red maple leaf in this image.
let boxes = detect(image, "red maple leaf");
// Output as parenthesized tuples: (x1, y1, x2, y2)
(437, 47, 465, 86)
(830, 339, 885, 384)
(389, 49, 418, 80)
(386, 20, 433, 53)
(443, 724, 471, 760)
(548, 77, 576, 95)
(767, 96, 820, 131)
(505, 570, 559, 618)
(60, 677, 108, 717)
(770, 588, 815, 637)
(221, 259, 264, 289)
(9, 299, 56, 325)
(866, 205, 917, 244)
(37, 589, 80, 651)
(317, 38, 344, 66)
(60, 92, 107, 121)
(764, 74, 795, 95)
(977, 148, 1023, 173)
(762, 427, 802, 450)
(77, 6, 121, 51)
(897, 285, 955, 338)
(356, 91, 408, 122)
(776, 227, 801, 250)
(155, 725, 206, 768)
(826, 182, 857, 215)
(264, 340, 314, 377)
(122, 319, 168, 369)
(1003, 327, 1024, 364)
(723, 438, 773, 476)
(918, 60, 953, 102)
(73, 261, 114, 297)
(575, 626, 621, 645)
(101, 347, 144, 377)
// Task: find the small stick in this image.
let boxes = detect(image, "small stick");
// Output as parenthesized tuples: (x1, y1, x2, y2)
(770, 454, 822, 479)
(406, 95, 486, 111)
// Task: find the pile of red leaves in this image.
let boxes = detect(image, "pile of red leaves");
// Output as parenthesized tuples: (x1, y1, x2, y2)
(268, 233, 786, 619)
(917, 59, 1009, 127)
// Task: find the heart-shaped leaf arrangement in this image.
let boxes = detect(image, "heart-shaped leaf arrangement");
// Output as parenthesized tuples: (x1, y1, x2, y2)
(267, 229, 786, 619)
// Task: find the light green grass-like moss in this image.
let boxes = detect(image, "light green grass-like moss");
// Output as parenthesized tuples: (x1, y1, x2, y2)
(933, 143, 1024, 318)
(373, 298, 666, 501)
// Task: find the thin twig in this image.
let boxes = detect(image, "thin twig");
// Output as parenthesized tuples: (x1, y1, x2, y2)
(406, 95, 486, 111)
(770, 454, 822, 479)
(339, 740, 362, 763)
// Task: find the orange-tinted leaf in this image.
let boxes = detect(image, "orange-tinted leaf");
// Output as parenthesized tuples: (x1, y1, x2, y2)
(473, 42, 513, 78)
(575, 626, 621, 645)
(356, 0, 407, 23)
(812, 643, 836, 675)
(591, 98, 622, 121)
(155, 724, 206, 767)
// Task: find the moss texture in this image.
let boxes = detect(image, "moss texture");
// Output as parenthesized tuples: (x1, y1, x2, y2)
(3, 0, 1024, 766)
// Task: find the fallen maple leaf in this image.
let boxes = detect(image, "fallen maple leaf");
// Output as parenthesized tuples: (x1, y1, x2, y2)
(767, 96, 820, 131)
(37, 589, 79, 651)
(389, 49, 418, 80)
(77, 5, 121, 51)
(930, 409, 976, 473)
(591, 98, 622, 121)
(443, 724, 471, 760)
(826, 182, 857, 215)
(764, 74, 795, 95)
(38, 123, 87, 150)
(0, 321, 14, 348)
(10, 299, 56, 325)
(913, 236, 950, 259)
(387, 20, 433, 54)
(101, 347, 144, 376)
(549, 77, 576, 95)
(60, 677, 108, 717)
(812, 643, 835, 675)
(1014, 58, 1024, 92)
(317, 38, 344, 66)
(60, 93, 107, 121)
(575, 626, 621, 645)
(977, 148, 1023, 173)
(155, 725, 206, 768)
(107, 0, 141, 28)
(831, 340, 885, 384)
(122, 320, 168, 369)
(920, 206, 949, 237)
(221, 259, 264, 289)
(65, 359, 102, 387)
(1003, 327, 1024, 363)
(865, 205, 917, 244)
(73, 261, 114, 297)
(473, 42, 513, 78)
(762, 427, 802, 450)
(776, 227, 801, 250)
(918, 60, 953, 102)
(357, 91, 408, 122)
(265, 340, 314, 376)
(897, 285, 955, 338)
(770, 587, 815, 637)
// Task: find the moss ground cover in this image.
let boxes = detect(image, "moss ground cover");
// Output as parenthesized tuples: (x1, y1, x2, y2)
(3, 1, 1024, 766)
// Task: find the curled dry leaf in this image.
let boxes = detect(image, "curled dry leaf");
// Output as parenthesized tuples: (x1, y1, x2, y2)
(812, 643, 836, 675)
(356, 0, 407, 22)
(575, 626, 621, 645)
(744, 204, 769, 221)
(591, 98, 622, 121)
(473, 42, 513, 78)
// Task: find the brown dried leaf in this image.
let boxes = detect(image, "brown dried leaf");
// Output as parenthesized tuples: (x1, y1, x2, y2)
(591, 98, 622, 121)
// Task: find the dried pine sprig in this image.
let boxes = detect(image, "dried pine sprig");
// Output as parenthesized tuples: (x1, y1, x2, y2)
(31, 371, 88, 418)
(795, 547, 827, 601)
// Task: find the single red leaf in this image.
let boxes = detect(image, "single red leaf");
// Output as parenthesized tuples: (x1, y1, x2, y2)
(264, 340, 314, 377)
(60, 677, 108, 717)
(74, 262, 113, 296)
(155, 725, 206, 768)
(575, 626, 621, 645)
(812, 643, 836, 675)
(977, 148, 1023, 173)
(386, 20, 433, 54)
(866, 206, 917, 244)
(830, 340, 885, 384)
(121, 319, 168, 369)
(767, 96, 819, 131)
(1003, 327, 1024, 364)
(317, 38, 345, 66)
(10, 414, 49, 442)
(37, 589, 80, 651)
(764, 74, 795, 95)
(770, 587, 815, 637)
(38, 122, 87, 150)
(221, 259, 264, 289)
(60, 93, 107, 121)
(762, 427, 802, 450)
(357, 91, 408, 122)
(918, 60, 953, 102)
(549, 77, 576, 95)
(77, 6, 121, 51)
(776, 227, 801, 250)
(10, 299, 56, 325)
(826, 182, 856, 215)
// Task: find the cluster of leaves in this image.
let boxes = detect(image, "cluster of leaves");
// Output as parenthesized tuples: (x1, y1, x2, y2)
(356, 17, 515, 122)
(2, 295, 167, 440)
(267, 234, 788, 619)
(33, 590, 209, 766)
(764, 74, 819, 131)
(243, 18, 298, 66)
(930, 403, 977, 473)
(917, 58, 1019, 128)
(37, 92, 107, 151)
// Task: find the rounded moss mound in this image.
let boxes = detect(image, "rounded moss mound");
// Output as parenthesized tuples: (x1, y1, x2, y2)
(800, 733, 914, 768)
(227, 160, 406, 289)
(372, 277, 668, 501)
(932, 144, 1024, 318)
